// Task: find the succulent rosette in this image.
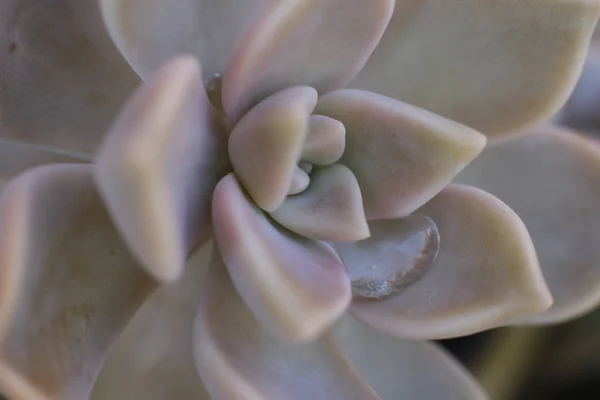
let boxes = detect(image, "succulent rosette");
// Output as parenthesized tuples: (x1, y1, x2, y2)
(1, 1, 600, 400)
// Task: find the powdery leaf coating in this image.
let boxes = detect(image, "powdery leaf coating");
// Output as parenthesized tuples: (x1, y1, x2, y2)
(349, 185, 552, 340)
(0, 141, 87, 190)
(0, 165, 156, 400)
(221, 0, 395, 121)
(315, 89, 486, 220)
(351, 0, 600, 140)
(95, 57, 229, 283)
(270, 164, 369, 242)
(456, 127, 600, 324)
(100, 0, 270, 79)
(211, 174, 351, 342)
(0, 0, 139, 156)
(91, 244, 212, 400)
(333, 315, 489, 400)
(228, 86, 317, 212)
(193, 250, 379, 400)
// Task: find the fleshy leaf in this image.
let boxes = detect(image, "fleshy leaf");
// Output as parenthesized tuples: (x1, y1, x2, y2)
(287, 167, 310, 195)
(349, 185, 552, 339)
(193, 250, 379, 400)
(99, 0, 270, 79)
(301, 115, 346, 166)
(315, 89, 486, 219)
(91, 244, 212, 400)
(0, 164, 156, 400)
(221, 0, 395, 121)
(0, 0, 139, 156)
(334, 316, 489, 400)
(228, 86, 316, 212)
(95, 56, 229, 283)
(351, 0, 600, 139)
(270, 164, 369, 242)
(0, 140, 88, 190)
(212, 174, 351, 341)
(100, 0, 269, 79)
(456, 128, 600, 324)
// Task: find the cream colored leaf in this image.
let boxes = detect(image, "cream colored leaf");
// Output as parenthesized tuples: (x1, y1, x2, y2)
(193, 251, 379, 400)
(228, 86, 316, 212)
(334, 315, 489, 400)
(221, 0, 395, 121)
(349, 185, 552, 339)
(95, 56, 229, 283)
(0, 0, 139, 156)
(0, 164, 156, 400)
(352, 0, 600, 139)
(301, 115, 346, 166)
(457, 128, 600, 324)
(100, 0, 269, 80)
(270, 164, 369, 242)
(212, 174, 351, 341)
(91, 244, 212, 400)
(0, 140, 88, 190)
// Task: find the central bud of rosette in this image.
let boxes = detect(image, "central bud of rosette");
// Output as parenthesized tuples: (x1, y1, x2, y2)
(216, 83, 440, 300)
(227, 86, 368, 243)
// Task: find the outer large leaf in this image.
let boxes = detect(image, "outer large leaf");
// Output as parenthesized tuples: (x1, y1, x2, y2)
(91, 244, 212, 400)
(100, 0, 269, 79)
(228, 86, 316, 211)
(221, 0, 395, 121)
(211, 174, 350, 341)
(457, 128, 600, 324)
(334, 316, 489, 400)
(0, 140, 87, 189)
(193, 250, 379, 400)
(0, 0, 139, 155)
(270, 164, 369, 242)
(347, 185, 552, 339)
(0, 165, 156, 400)
(315, 89, 485, 219)
(560, 43, 600, 132)
(352, 0, 600, 139)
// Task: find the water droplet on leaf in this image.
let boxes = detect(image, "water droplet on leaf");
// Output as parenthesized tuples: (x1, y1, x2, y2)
(333, 214, 440, 300)
(204, 73, 223, 111)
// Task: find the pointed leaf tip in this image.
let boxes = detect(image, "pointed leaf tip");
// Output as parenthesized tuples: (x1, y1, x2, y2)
(222, 0, 395, 121)
(349, 185, 552, 339)
(270, 164, 369, 242)
(315, 89, 486, 220)
(457, 127, 600, 324)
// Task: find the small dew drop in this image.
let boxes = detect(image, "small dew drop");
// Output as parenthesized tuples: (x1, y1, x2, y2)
(204, 73, 223, 111)
(333, 214, 440, 300)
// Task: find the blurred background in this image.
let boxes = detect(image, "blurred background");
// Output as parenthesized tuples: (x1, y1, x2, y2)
(441, 310, 600, 400)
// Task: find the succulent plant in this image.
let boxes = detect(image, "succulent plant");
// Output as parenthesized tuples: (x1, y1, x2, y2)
(1, 1, 600, 400)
